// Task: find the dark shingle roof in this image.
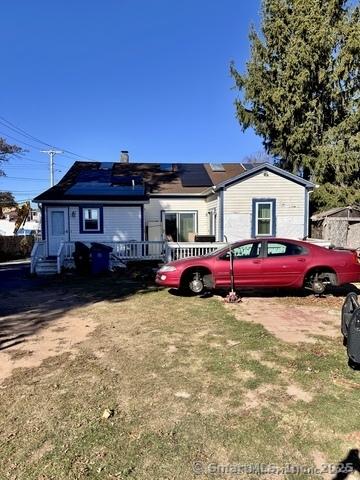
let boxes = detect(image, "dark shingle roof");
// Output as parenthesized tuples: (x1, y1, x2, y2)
(33, 162, 247, 201)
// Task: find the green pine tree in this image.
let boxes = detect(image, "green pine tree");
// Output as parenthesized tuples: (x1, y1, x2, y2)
(231, 0, 360, 211)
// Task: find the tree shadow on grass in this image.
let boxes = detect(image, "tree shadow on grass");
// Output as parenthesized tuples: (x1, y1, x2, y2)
(0, 265, 160, 351)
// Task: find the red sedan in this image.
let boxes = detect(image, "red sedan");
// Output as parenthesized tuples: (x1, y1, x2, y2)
(156, 238, 360, 295)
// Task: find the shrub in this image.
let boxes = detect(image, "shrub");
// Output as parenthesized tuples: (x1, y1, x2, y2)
(0, 235, 35, 262)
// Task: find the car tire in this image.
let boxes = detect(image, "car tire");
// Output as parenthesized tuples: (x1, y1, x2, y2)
(311, 279, 326, 295)
(188, 271, 205, 295)
(179, 271, 206, 295)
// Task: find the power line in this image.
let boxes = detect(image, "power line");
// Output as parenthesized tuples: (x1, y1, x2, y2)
(0, 131, 43, 150)
(0, 115, 101, 162)
(1, 165, 48, 168)
(0, 116, 54, 148)
(12, 153, 48, 164)
(1, 176, 48, 180)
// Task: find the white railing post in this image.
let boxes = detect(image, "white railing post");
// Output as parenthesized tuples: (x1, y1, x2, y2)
(30, 242, 38, 274)
(57, 242, 65, 274)
(165, 242, 172, 262)
(165, 242, 227, 262)
(30, 240, 46, 274)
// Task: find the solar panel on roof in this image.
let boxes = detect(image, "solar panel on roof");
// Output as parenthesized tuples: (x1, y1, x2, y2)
(111, 175, 143, 185)
(181, 164, 213, 187)
(77, 170, 111, 183)
(159, 163, 173, 172)
(210, 163, 225, 172)
(64, 183, 145, 197)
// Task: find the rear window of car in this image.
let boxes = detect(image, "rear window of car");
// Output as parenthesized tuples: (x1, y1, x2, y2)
(266, 242, 307, 257)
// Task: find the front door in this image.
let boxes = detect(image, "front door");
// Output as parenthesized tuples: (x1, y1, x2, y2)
(48, 207, 69, 256)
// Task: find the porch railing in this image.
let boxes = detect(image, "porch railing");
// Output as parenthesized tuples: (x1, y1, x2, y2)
(30, 240, 46, 274)
(32, 239, 228, 273)
(57, 242, 75, 273)
(165, 242, 227, 262)
(55, 240, 166, 273)
(106, 241, 166, 260)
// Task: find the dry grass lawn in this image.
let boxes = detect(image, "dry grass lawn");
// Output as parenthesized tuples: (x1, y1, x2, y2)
(0, 274, 360, 479)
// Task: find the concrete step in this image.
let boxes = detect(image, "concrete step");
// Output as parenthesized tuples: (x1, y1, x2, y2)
(35, 259, 58, 275)
(37, 261, 57, 267)
(36, 266, 57, 273)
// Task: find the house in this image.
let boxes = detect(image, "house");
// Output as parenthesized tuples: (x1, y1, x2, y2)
(0, 206, 41, 237)
(31, 154, 314, 274)
(311, 205, 360, 249)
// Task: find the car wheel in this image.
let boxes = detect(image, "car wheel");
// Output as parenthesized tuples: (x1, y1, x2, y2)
(188, 271, 205, 295)
(305, 270, 329, 295)
(311, 279, 326, 295)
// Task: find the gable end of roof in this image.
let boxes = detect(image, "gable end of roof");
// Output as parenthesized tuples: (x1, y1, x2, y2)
(214, 163, 315, 190)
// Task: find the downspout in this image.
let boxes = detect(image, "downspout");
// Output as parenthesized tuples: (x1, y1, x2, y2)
(304, 189, 309, 238)
(306, 186, 318, 239)
(218, 188, 224, 242)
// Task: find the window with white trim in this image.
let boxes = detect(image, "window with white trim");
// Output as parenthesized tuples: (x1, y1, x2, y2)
(83, 208, 100, 231)
(255, 202, 273, 236)
(163, 211, 197, 242)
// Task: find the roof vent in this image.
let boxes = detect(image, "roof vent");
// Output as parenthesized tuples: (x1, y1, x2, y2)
(210, 163, 225, 172)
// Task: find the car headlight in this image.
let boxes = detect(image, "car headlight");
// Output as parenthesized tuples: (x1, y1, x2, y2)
(159, 265, 177, 272)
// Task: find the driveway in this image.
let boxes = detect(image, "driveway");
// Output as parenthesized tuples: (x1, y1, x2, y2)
(0, 260, 47, 291)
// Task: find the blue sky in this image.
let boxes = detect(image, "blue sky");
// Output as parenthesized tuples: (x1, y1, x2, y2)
(0, 0, 263, 202)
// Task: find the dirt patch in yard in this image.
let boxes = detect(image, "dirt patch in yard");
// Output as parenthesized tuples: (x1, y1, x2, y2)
(226, 297, 341, 343)
(286, 384, 313, 402)
(0, 298, 99, 383)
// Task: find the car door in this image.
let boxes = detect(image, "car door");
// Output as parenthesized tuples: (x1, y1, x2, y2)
(261, 241, 309, 286)
(214, 241, 263, 288)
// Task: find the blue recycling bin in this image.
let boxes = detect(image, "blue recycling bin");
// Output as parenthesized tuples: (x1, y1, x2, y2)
(90, 243, 113, 274)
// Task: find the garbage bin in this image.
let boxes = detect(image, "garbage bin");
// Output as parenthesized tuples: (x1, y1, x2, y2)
(342, 292, 360, 342)
(74, 241, 90, 274)
(90, 243, 113, 274)
(341, 293, 360, 368)
(347, 307, 360, 367)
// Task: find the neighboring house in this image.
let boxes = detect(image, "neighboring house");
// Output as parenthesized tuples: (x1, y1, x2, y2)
(33, 157, 314, 261)
(0, 207, 41, 236)
(311, 205, 360, 249)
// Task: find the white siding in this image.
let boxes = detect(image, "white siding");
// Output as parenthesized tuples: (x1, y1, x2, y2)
(69, 206, 142, 242)
(206, 193, 220, 241)
(223, 171, 305, 241)
(145, 197, 208, 240)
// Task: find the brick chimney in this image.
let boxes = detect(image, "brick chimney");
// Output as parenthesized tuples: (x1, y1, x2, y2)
(120, 150, 129, 163)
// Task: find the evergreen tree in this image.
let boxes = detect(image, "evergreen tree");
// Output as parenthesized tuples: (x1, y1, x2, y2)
(231, 0, 360, 210)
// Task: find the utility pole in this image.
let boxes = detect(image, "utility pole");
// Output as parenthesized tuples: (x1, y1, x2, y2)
(40, 150, 63, 186)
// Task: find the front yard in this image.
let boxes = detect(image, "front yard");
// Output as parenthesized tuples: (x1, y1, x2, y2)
(0, 274, 360, 479)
